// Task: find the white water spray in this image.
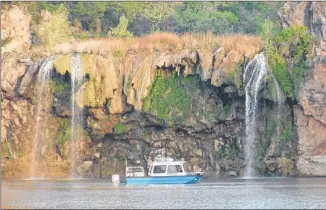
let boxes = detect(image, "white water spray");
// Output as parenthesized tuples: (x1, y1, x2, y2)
(30, 58, 54, 179)
(243, 53, 268, 177)
(243, 53, 284, 178)
(70, 53, 84, 177)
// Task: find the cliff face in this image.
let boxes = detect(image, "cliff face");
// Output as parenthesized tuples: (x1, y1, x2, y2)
(279, 2, 326, 176)
(1, 2, 326, 179)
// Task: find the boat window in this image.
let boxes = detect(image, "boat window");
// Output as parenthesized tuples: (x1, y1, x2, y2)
(167, 165, 183, 173)
(153, 165, 167, 173)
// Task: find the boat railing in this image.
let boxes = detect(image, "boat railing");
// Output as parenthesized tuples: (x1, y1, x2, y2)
(186, 171, 204, 176)
(153, 156, 186, 163)
(126, 166, 145, 177)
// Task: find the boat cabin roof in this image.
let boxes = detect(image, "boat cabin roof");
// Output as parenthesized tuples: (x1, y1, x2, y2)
(126, 166, 144, 171)
(151, 161, 185, 166)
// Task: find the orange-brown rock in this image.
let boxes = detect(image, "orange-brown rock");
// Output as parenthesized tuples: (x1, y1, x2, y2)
(1, 5, 31, 53)
(281, 1, 326, 176)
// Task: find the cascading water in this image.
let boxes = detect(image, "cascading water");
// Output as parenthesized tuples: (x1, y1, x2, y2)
(271, 73, 284, 140)
(243, 53, 268, 177)
(30, 58, 54, 179)
(243, 53, 284, 178)
(70, 53, 84, 177)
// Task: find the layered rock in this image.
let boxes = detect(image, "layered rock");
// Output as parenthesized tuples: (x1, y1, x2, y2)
(47, 34, 261, 114)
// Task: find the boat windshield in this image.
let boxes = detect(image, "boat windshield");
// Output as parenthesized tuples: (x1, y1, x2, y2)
(153, 165, 167, 173)
(167, 165, 183, 173)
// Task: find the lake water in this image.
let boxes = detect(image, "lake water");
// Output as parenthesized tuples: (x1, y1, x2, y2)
(2, 177, 326, 209)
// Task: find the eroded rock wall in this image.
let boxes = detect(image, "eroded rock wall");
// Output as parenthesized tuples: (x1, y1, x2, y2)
(279, 2, 326, 175)
(2, 2, 326, 179)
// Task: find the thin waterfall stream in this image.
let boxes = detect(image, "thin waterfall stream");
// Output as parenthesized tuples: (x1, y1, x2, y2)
(243, 53, 284, 178)
(30, 58, 54, 179)
(70, 53, 84, 178)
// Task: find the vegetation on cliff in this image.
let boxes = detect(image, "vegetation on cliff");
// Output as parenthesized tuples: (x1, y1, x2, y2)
(260, 20, 313, 98)
(143, 73, 191, 123)
(4, 1, 281, 42)
(35, 4, 72, 48)
(54, 119, 71, 156)
(41, 33, 260, 113)
(107, 15, 133, 38)
(113, 122, 128, 134)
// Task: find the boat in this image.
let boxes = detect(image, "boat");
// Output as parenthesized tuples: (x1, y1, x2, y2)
(125, 157, 203, 185)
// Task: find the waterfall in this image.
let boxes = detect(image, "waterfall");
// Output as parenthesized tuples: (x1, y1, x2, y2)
(243, 53, 284, 178)
(271, 73, 284, 141)
(70, 53, 84, 177)
(30, 58, 54, 179)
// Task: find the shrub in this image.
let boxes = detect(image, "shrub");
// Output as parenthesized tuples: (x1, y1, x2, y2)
(107, 16, 133, 38)
(26, 2, 61, 25)
(35, 4, 72, 49)
(260, 20, 313, 98)
(274, 25, 313, 63)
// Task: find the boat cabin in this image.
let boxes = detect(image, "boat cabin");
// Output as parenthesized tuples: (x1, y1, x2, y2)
(148, 160, 186, 176)
(125, 157, 203, 178)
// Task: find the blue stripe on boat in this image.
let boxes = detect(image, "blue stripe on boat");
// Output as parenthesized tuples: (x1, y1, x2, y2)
(125, 175, 201, 185)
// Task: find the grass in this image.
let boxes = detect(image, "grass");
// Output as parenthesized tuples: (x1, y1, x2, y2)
(31, 32, 261, 61)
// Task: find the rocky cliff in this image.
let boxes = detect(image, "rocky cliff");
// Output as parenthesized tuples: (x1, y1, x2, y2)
(279, 2, 326, 176)
(1, 2, 326, 179)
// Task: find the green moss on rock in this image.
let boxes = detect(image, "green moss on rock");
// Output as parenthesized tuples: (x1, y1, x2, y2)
(113, 122, 128, 134)
(49, 80, 66, 93)
(80, 54, 95, 77)
(53, 54, 72, 75)
(54, 118, 71, 153)
(142, 74, 191, 123)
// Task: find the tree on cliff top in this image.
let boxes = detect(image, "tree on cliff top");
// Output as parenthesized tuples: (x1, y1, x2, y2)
(139, 2, 180, 32)
(67, 2, 109, 32)
(35, 4, 72, 48)
(107, 15, 133, 38)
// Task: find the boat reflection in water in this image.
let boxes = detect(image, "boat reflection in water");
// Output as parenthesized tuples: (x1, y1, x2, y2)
(125, 157, 203, 185)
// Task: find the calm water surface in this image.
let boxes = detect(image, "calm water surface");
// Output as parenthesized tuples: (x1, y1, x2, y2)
(2, 177, 326, 209)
